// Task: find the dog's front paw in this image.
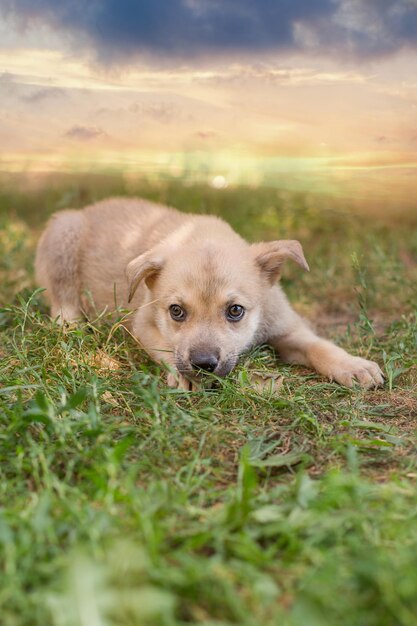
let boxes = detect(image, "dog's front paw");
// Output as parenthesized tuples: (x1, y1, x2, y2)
(167, 372, 200, 391)
(328, 356, 384, 389)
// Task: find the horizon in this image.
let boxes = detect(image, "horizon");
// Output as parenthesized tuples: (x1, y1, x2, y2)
(1, 1, 417, 209)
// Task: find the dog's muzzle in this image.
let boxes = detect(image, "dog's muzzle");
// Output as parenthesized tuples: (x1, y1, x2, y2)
(176, 348, 237, 378)
(189, 349, 219, 373)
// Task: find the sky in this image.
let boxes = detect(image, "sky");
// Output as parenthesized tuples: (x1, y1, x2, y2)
(0, 0, 417, 204)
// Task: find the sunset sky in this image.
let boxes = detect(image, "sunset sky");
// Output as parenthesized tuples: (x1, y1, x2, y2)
(0, 1, 417, 203)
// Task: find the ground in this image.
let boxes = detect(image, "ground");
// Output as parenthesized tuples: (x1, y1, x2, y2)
(0, 172, 416, 626)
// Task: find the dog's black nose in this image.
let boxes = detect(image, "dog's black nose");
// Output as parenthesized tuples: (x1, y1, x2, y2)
(190, 351, 219, 373)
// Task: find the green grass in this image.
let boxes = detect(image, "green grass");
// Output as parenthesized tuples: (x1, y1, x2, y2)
(1, 172, 417, 626)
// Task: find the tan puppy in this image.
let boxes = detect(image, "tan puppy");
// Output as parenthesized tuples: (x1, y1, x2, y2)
(36, 197, 384, 390)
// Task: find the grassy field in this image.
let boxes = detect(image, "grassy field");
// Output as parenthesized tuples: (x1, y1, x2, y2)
(1, 172, 416, 626)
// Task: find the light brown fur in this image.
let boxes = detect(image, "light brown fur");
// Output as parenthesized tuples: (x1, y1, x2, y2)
(35, 197, 384, 390)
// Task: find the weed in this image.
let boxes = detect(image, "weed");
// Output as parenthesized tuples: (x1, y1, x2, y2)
(0, 174, 416, 625)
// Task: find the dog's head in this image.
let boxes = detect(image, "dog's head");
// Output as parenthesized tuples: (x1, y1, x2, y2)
(127, 234, 308, 379)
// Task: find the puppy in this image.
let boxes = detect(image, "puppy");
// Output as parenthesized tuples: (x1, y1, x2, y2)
(35, 197, 384, 390)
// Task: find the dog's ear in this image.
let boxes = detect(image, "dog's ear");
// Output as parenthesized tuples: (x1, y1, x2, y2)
(126, 252, 165, 302)
(251, 240, 309, 284)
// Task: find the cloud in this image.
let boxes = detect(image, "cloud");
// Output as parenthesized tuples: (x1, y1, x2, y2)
(0, 70, 15, 84)
(374, 135, 395, 145)
(1, 0, 417, 61)
(22, 86, 66, 102)
(0, 1, 333, 58)
(197, 63, 371, 87)
(0, 71, 67, 103)
(65, 125, 106, 141)
(194, 130, 217, 140)
(295, 0, 417, 57)
(128, 101, 181, 124)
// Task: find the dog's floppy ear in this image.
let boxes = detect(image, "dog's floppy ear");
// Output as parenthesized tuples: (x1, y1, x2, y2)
(126, 251, 164, 302)
(251, 240, 309, 284)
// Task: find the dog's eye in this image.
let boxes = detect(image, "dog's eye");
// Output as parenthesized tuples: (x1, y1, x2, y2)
(226, 304, 245, 321)
(169, 304, 186, 321)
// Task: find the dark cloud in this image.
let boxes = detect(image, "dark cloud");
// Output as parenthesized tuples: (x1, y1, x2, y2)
(129, 101, 183, 124)
(0, 71, 15, 84)
(0, 73, 66, 103)
(1, 0, 417, 60)
(194, 130, 217, 140)
(65, 125, 106, 141)
(95, 99, 196, 124)
(0, 71, 19, 98)
(22, 86, 66, 102)
(1, 1, 333, 57)
(296, 0, 417, 58)
(374, 135, 394, 144)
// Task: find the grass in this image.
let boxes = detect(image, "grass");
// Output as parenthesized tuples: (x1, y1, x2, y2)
(0, 171, 417, 626)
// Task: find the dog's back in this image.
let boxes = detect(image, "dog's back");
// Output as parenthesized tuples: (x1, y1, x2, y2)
(36, 197, 178, 318)
(80, 198, 187, 312)
(36, 196, 235, 319)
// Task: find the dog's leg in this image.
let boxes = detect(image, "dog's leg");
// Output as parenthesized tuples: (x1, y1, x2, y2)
(35, 210, 84, 323)
(263, 289, 384, 388)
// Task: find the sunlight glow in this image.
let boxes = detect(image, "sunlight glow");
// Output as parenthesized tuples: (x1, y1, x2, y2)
(211, 175, 229, 189)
